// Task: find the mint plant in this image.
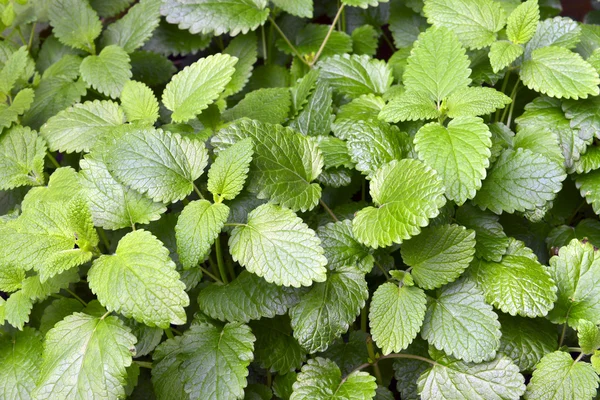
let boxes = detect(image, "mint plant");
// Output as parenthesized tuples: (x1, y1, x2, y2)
(3, 0, 600, 398)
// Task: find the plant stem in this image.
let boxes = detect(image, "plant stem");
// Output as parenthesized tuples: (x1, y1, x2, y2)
(320, 199, 339, 222)
(268, 16, 309, 65)
(559, 323, 568, 348)
(375, 261, 390, 279)
(28, 22, 37, 50)
(215, 236, 229, 284)
(199, 265, 222, 283)
(267, 370, 272, 387)
(193, 183, 204, 199)
(100, 311, 111, 320)
(568, 347, 583, 352)
(366, 336, 383, 385)
(261, 25, 268, 61)
(361, 305, 367, 332)
(310, 4, 345, 67)
(15, 26, 27, 46)
(503, 79, 520, 127)
(575, 352, 585, 362)
(496, 69, 511, 122)
(65, 289, 87, 306)
(164, 327, 174, 339)
(46, 152, 61, 168)
(134, 361, 153, 369)
(226, 259, 236, 281)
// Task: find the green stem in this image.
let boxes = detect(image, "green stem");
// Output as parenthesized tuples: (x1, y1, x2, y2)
(559, 323, 568, 348)
(310, 4, 345, 67)
(226, 259, 236, 281)
(65, 288, 87, 306)
(268, 16, 309, 65)
(575, 352, 585, 362)
(568, 347, 583, 352)
(502, 79, 520, 127)
(382, 31, 394, 50)
(165, 327, 174, 339)
(366, 336, 383, 385)
(496, 70, 511, 122)
(261, 25, 268, 61)
(360, 305, 367, 332)
(267, 370, 272, 387)
(320, 199, 339, 222)
(27, 22, 37, 50)
(199, 265, 222, 283)
(46, 152, 61, 168)
(100, 311, 111, 320)
(375, 261, 390, 279)
(193, 183, 204, 199)
(134, 361, 153, 369)
(215, 236, 229, 284)
(15, 26, 27, 46)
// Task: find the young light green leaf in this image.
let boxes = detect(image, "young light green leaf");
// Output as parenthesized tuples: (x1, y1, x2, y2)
(378, 90, 440, 123)
(578, 319, 600, 354)
(521, 46, 600, 100)
(0, 263, 25, 293)
(506, 0, 539, 45)
(251, 316, 306, 374)
(0, 46, 29, 96)
(41, 100, 125, 153)
(104, 127, 208, 203)
(3, 291, 33, 330)
(34, 313, 136, 400)
(21, 268, 80, 302)
(49, 0, 102, 53)
(415, 117, 492, 205)
(547, 239, 600, 326)
(489, 40, 524, 73)
(213, 119, 323, 212)
(222, 87, 291, 125)
(317, 220, 374, 272)
(403, 27, 471, 103)
(422, 278, 501, 363)
(208, 137, 253, 201)
(0, 88, 35, 131)
(446, 87, 511, 118)
(101, 0, 161, 53)
(342, 0, 388, 9)
(88, 229, 189, 328)
(524, 351, 599, 399)
(223, 33, 258, 97)
(119, 80, 159, 125)
(370, 282, 426, 355)
(316, 136, 354, 169)
(290, 267, 368, 353)
(175, 200, 229, 269)
(289, 81, 333, 137)
(0, 328, 43, 399)
(401, 224, 476, 290)
(0, 125, 46, 190)
(290, 357, 376, 400)
(161, 0, 270, 36)
(271, 0, 312, 18)
(318, 54, 392, 98)
(162, 53, 236, 123)
(576, 169, 600, 214)
(353, 159, 446, 248)
(229, 203, 327, 287)
(423, 0, 506, 49)
(473, 148, 566, 214)
(80, 45, 132, 99)
(418, 353, 526, 400)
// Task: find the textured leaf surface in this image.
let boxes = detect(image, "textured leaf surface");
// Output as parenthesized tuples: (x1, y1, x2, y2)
(213, 119, 323, 212)
(0, 328, 42, 399)
(422, 278, 501, 363)
(119, 80, 159, 125)
(80, 45, 132, 99)
(162, 54, 237, 123)
(506, 0, 539, 44)
(317, 220, 374, 272)
(290, 357, 376, 400)
(401, 224, 476, 290)
(229, 204, 327, 287)
(378, 90, 439, 123)
(101, 0, 161, 53)
(104, 127, 208, 203)
(175, 200, 229, 269)
(289, 81, 333, 137)
(370, 282, 426, 355)
(49, 0, 102, 53)
(489, 40, 524, 73)
(415, 117, 492, 205)
(0, 125, 46, 190)
(318, 54, 392, 98)
(222, 88, 291, 125)
(446, 87, 511, 118)
(578, 319, 600, 354)
(251, 316, 305, 374)
(41, 100, 125, 153)
(34, 313, 136, 400)
(524, 351, 599, 399)
(353, 159, 446, 248)
(208, 137, 253, 201)
(88, 229, 189, 328)
(290, 267, 368, 353)
(271, 0, 312, 18)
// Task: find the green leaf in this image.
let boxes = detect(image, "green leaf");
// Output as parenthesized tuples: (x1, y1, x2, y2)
(289, 267, 368, 353)
(317, 220, 374, 272)
(229, 203, 327, 287)
(342, 119, 406, 177)
(34, 313, 136, 399)
(471, 250, 557, 318)
(342, 0, 388, 9)
(271, 0, 312, 18)
(90, 0, 134, 18)
(401, 224, 476, 290)
(251, 315, 306, 373)
(0, 263, 25, 293)
(0, 125, 46, 190)
(0, 88, 35, 131)
(319, 330, 369, 375)
(446, 87, 511, 118)
(415, 117, 492, 205)
(318, 54, 392, 98)
(101, 0, 161, 53)
(353, 159, 446, 248)
(563, 96, 600, 141)
(352, 25, 379, 56)
(290, 69, 318, 116)
(213, 119, 323, 212)
(489, 40, 524, 73)
(403, 27, 471, 103)
(3, 291, 33, 330)
(276, 24, 352, 59)
(422, 277, 501, 363)
(207, 137, 254, 201)
(290, 357, 377, 400)
(524, 16, 581, 58)
(418, 353, 526, 399)
(198, 270, 299, 323)
(223, 33, 258, 97)
(576, 169, 600, 214)
(49, 0, 102, 53)
(79, 153, 165, 230)
(524, 351, 599, 399)
(88, 229, 189, 328)
(80, 45, 132, 99)
(161, 0, 270, 36)
(162, 53, 236, 123)
(289, 81, 333, 137)
(456, 204, 509, 262)
(0, 46, 29, 96)
(153, 322, 255, 400)
(498, 313, 558, 371)
(119, 80, 159, 125)
(143, 20, 211, 57)
(578, 319, 600, 354)
(39, 298, 85, 334)
(222, 88, 291, 125)
(175, 200, 229, 269)
(21, 268, 79, 301)
(41, 100, 125, 153)
(0, 328, 43, 399)
(104, 126, 208, 203)
(370, 282, 426, 354)
(547, 239, 600, 326)
(378, 90, 440, 123)
(473, 148, 566, 214)
(316, 136, 354, 169)
(506, 0, 539, 44)
(521, 46, 600, 100)
(423, 0, 506, 49)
